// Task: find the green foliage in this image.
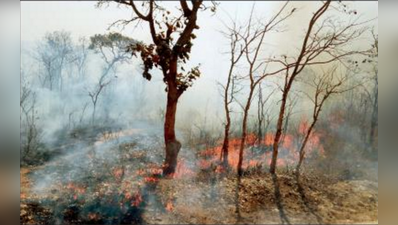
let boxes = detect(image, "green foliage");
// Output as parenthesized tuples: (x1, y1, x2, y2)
(89, 32, 136, 51)
(89, 32, 138, 67)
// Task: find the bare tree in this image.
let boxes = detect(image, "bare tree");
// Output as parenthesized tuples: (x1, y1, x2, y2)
(88, 74, 112, 124)
(20, 76, 41, 163)
(225, 3, 294, 217)
(36, 31, 73, 91)
(219, 21, 245, 170)
(233, 2, 293, 180)
(295, 66, 355, 175)
(256, 83, 274, 147)
(107, 0, 217, 175)
(72, 37, 89, 81)
(368, 31, 378, 156)
(269, 0, 369, 174)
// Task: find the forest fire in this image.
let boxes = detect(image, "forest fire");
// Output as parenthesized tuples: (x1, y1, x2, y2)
(19, 0, 377, 224)
(198, 119, 325, 172)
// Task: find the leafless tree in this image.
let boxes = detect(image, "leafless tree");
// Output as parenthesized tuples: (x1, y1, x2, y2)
(295, 66, 356, 175)
(232, 2, 294, 180)
(88, 74, 112, 124)
(36, 31, 73, 91)
(268, 0, 370, 174)
(256, 83, 274, 147)
(224, 3, 295, 217)
(218, 21, 245, 170)
(72, 37, 89, 81)
(368, 30, 378, 156)
(20, 76, 41, 163)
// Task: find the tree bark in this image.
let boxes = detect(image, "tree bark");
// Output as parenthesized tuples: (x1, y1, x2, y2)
(221, 121, 230, 169)
(163, 60, 182, 176)
(270, 92, 288, 174)
(221, 66, 234, 169)
(369, 76, 378, 156)
(296, 121, 316, 173)
(237, 88, 255, 176)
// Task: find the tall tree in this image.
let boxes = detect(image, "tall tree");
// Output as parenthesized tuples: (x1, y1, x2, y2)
(108, 0, 215, 175)
(295, 66, 355, 175)
(268, 0, 369, 174)
(223, 3, 294, 217)
(233, 2, 293, 181)
(368, 31, 378, 157)
(219, 21, 245, 170)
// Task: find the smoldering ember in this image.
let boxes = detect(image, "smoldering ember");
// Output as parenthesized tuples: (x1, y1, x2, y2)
(20, 1, 378, 224)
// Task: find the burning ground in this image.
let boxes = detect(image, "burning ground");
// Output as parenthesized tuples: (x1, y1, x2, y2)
(20, 123, 378, 224)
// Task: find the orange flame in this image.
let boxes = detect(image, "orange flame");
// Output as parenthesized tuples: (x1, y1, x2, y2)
(165, 201, 174, 212)
(196, 116, 325, 172)
(131, 192, 142, 207)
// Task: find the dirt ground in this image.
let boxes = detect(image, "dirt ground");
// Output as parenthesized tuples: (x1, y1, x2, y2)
(143, 171, 377, 224)
(21, 165, 377, 224)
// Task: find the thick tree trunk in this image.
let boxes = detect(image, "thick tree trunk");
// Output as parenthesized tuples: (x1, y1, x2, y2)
(270, 92, 288, 174)
(163, 88, 181, 176)
(163, 59, 182, 176)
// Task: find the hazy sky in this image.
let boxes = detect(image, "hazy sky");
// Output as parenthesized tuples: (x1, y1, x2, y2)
(21, 1, 378, 124)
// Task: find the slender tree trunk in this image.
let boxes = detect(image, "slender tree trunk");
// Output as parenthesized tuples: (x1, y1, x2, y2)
(296, 122, 316, 173)
(237, 111, 249, 176)
(221, 121, 230, 169)
(369, 76, 378, 156)
(257, 86, 264, 147)
(221, 62, 236, 169)
(270, 0, 331, 174)
(237, 88, 255, 176)
(270, 92, 288, 174)
(235, 88, 255, 217)
(163, 60, 182, 176)
(92, 105, 96, 125)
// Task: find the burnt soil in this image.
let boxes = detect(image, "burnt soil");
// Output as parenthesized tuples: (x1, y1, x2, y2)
(21, 167, 377, 224)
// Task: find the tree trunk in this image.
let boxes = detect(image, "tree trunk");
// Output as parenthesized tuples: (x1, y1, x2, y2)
(257, 87, 264, 147)
(163, 89, 181, 176)
(270, 92, 288, 174)
(163, 60, 182, 176)
(91, 103, 97, 125)
(221, 121, 230, 169)
(369, 77, 378, 156)
(296, 122, 316, 174)
(237, 88, 255, 176)
(237, 112, 248, 177)
(221, 62, 236, 170)
(235, 90, 253, 218)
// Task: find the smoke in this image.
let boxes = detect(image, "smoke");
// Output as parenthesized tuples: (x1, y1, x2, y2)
(20, 2, 377, 223)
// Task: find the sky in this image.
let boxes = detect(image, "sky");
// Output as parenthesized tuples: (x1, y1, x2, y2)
(21, 1, 378, 126)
